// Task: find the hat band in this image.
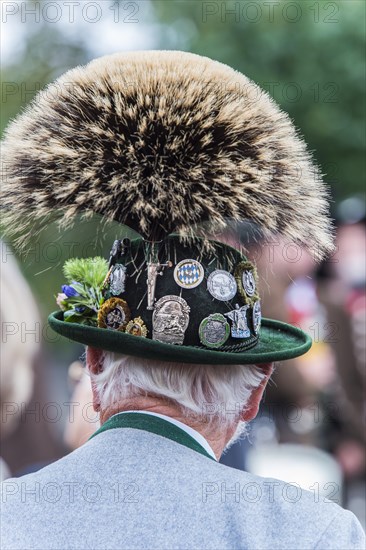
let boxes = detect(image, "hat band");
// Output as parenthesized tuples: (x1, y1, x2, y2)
(195, 334, 258, 353)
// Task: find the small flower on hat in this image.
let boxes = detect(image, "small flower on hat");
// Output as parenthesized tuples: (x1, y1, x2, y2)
(61, 283, 80, 298)
(56, 293, 68, 310)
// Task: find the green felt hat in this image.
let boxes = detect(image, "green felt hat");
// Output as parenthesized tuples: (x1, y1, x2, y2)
(48, 235, 312, 364)
(49, 311, 311, 365)
(1, 51, 333, 364)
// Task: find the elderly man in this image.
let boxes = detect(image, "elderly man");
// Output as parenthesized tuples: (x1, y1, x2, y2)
(1, 346, 364, 549)
(1, 51, 365, 549)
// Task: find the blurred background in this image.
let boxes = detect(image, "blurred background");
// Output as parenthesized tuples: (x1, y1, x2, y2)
(1, 0, 365, 526)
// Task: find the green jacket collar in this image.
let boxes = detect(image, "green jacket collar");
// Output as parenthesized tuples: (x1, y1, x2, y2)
(90, 411, 216, 461)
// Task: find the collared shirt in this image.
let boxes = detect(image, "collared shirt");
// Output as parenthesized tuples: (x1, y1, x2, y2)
(110, 409, 217, 460)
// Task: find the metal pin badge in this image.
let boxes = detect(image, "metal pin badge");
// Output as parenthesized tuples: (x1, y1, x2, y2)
(174, 259, 204, 289)
(199, 313, 230, 349)
(225, 304, 251, 338)
(207, 270, 237, 301)
(252, 300, 262, 335)
(98, 298, 131, 331)
(242, 269, 256, 297)
(146, 261, 173, 310)
(109, 264, 127, 295)
(152, 295, 190, 345)
(125, 317, 148, 337)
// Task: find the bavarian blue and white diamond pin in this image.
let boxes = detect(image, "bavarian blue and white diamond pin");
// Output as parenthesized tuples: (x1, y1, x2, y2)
(174, 259, 204, 289)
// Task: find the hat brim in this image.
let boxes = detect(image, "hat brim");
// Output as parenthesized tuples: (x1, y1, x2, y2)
(49, 311, 311, 365)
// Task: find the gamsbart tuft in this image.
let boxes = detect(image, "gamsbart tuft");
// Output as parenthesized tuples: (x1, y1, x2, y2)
(1, 51, 333, 258)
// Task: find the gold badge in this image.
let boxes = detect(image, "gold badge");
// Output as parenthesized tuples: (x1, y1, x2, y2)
(125, 317, 148, 337)
(98, 298, 131, 331)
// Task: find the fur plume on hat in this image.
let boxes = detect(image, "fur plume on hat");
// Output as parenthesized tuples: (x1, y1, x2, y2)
(1, 51, 333, 258)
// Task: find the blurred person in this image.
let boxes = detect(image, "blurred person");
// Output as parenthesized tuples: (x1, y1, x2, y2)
(63, 361, 99, 450)
(0, 241, 38, 478)
(316, 219, 366, 502)
(0, 241, 66, 476)
(219, 229, 329, 459)
(1, 51, 364, 550)
(318, 220, 365, 441)
(257, 238, 336, 404)
(0, 241, 38, 436)
(0, 458, 11, 483)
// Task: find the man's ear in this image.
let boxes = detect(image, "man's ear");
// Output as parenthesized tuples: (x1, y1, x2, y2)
(86, 347, 104, 412)
(240, 363, 274, 422)
(86, 346, 104, 375)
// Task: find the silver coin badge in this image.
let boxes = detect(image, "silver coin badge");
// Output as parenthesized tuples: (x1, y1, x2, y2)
(199, 313, 230, 349)
(225, 304, 251, 339)
(174, 259, 204, 289)
(252, 300, 262, 335)
(207, 270, 237, 301)
(242, 270, 256, 297)
(152, 295, 190, 345)
(109, 264, 127, 295)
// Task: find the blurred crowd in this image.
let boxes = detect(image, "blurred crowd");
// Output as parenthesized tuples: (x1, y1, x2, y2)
(1, 198, 365, 525)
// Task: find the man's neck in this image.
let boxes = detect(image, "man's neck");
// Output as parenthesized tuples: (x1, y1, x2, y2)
(100, 398, 237, 460)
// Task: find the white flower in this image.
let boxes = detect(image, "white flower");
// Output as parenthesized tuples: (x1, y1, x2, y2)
(56, 292, 68, 310)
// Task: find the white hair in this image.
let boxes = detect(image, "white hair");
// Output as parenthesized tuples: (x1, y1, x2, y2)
(87, 352, 268, 429)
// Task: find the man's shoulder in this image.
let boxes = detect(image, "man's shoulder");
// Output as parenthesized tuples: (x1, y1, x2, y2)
(211, 462, 347, 520)
(1, 434, 365, 550)
(197, 463, 365, 549)
(0, 443, 89, 513)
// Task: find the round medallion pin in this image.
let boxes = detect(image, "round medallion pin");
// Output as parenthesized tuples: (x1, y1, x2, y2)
(207, 270, 237, 301)
(98, 297, 131, 331)
(234, 261, 258, 304)
(199, 313, 230, 349)
(174, 259, 204, 289)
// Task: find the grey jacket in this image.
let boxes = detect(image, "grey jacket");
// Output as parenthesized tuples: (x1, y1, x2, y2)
(1, 424, 365, 550)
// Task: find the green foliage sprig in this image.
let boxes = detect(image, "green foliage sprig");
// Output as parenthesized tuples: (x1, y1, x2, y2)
(63, 257, 108, 287)
(57, 257, 109, 326)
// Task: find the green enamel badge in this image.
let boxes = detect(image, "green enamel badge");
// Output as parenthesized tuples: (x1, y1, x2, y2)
(199, 313, 230, 349)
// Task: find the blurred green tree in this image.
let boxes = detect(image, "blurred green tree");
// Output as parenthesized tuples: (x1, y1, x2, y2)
(1, 28, 88, 134)
(151, 0, 365, 202)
